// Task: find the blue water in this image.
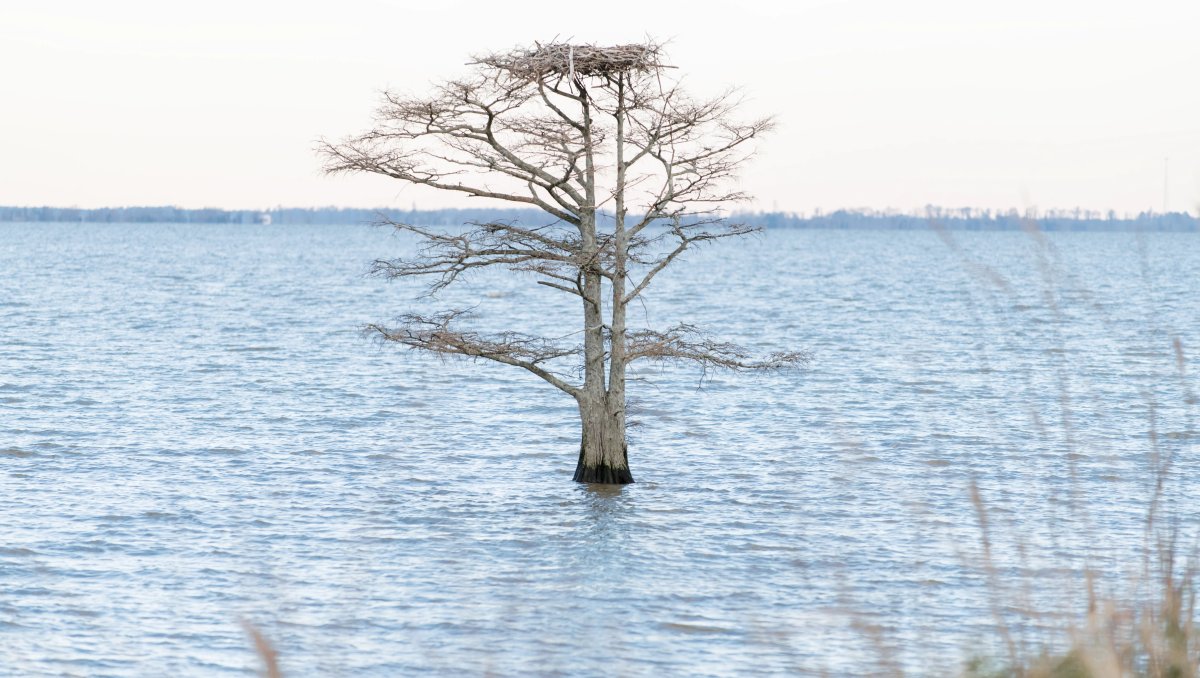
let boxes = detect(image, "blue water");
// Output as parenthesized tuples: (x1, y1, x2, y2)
(1, 223, 1197, 675)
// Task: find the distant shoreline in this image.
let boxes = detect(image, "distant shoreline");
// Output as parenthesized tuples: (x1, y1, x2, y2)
(1, 205, 1196, 231)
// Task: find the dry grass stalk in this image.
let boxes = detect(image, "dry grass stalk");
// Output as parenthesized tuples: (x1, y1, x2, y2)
(241, 620, 283, 678)
(955, 224, 1200, 677)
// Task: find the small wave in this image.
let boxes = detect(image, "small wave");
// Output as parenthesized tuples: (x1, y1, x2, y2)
(661, 621, 734, 634)
(1164, 430, 1198, 440)
(0, 447, 35, 458)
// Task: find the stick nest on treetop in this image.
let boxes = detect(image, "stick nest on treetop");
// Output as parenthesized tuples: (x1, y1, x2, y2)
(476, 42, 670, 82)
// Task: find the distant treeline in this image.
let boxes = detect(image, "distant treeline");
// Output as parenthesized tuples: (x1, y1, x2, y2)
(743, 207, 1199, 232)
(0, 205, 547, 226)
(1, 205, 1196, 231)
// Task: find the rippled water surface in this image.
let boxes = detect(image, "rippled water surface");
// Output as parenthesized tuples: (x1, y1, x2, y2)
(2, 223, 1198, 676)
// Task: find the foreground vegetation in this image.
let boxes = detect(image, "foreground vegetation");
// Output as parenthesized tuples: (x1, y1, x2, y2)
(963, 504, 1197, 677)
(946, 221, 1199, 678)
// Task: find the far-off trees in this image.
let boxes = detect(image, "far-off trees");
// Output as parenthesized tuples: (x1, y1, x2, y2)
(321, 41, 805, 484)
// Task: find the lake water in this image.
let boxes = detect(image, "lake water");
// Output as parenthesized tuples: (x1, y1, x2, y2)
(1, 223, 1197, 676)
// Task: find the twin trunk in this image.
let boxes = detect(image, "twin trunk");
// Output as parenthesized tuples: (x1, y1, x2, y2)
(572, 394, 633, 484)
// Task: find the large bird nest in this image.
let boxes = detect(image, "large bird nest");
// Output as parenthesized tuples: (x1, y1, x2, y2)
(477, 42, 669, 82)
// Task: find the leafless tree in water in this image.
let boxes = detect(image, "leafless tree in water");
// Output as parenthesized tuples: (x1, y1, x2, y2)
(321, 40, 806, 484)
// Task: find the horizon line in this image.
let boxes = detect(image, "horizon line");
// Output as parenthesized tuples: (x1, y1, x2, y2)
(2, 204, 1197, 219)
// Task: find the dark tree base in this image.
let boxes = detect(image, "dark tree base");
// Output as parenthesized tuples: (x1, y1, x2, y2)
(573, 462, 634, 484)
(573, 424, 633, 484)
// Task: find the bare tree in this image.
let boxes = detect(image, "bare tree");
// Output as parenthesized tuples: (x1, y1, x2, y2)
(321, 41, 806, 484)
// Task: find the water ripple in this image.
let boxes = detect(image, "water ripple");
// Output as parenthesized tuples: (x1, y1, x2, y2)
(0, 224, 1197, 675)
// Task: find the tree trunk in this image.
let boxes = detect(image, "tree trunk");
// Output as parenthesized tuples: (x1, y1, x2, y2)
(572, 394, 633, 484)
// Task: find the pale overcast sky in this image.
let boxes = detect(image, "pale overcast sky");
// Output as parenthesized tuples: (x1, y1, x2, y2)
(2, 0, 1198, 214)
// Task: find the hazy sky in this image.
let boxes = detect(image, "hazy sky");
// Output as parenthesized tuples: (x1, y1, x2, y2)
(2, 0, 1198, 214)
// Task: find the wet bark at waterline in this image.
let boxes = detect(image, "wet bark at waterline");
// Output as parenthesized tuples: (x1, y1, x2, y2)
(573, 397, 634, 484)
(572, 448, 634, 484)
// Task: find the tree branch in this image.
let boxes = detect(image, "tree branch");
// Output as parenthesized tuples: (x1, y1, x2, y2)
(626, 323, 810, 373)
(369, 219, 583, 294)
(368, 310, 581, 396)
